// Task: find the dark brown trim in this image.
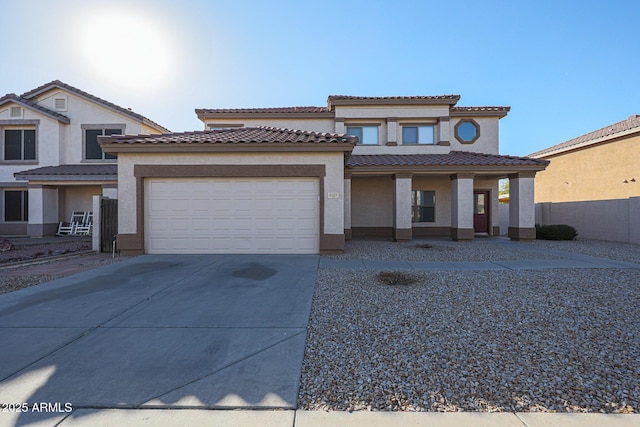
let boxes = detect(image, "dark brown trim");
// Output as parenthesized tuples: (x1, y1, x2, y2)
(492, 226, 500, 236)
(454, 118, 480, 144)
(386, 141, 398, 146)
(344, 171, 352, 179)
(344, 228, 352, 240)
(393, 228, 412, 241)
(352, 227, 393, 238)
(120, 164, 329, 255)
(199, 112, 335, 119)
(508, 172, 537, 180)
(450, 227, 474, 241)
(509, 227, 536, 241)
(348, 164, 547, 174)
(27, 223, 57, 237)
(320, 234, 345, 254)
(393, 173, 413, 180)
(0, 222, 28, 235)
(412, 226, 449, 237)
(207, 123, 245, 129)
(450, 173, 475, 181)
(437, 140, 450, 146)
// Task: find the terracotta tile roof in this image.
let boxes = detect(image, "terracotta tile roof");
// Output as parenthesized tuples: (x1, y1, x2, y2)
(347, 152, 549, 168)
(0, 93, 70, 123)
(196, 106, 330, 114)
(21, 80, 170, 133)
(14, 164, 117, 180)
(99, 126, 357, 145)
(529, 114, 640, 158)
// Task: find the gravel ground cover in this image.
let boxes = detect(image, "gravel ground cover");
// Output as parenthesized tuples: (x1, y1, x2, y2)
(0, 237, 91, 264)
(529, 238, 640, 263)
(0, 256, 126, 295)
(300, 239, 640, 413)
(323, 238, 565, 262)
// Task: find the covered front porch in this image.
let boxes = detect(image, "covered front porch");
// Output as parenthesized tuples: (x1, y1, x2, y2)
(13, 165, 117, 237)
(343, 152, 549, 242)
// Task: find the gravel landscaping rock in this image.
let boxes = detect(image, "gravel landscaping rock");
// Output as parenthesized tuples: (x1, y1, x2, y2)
(324, 238, 564, 262)
(300, 239, 640, 413)
(530, 238, 640, 263)
(0, 237, 91, 264)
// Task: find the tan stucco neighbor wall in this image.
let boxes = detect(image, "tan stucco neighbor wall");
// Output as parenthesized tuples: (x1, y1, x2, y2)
(117, 151, 345, 241)
(534, 135, 640, 203)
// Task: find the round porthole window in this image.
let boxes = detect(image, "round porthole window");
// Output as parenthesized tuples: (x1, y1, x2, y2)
(455, 120, 480, 144)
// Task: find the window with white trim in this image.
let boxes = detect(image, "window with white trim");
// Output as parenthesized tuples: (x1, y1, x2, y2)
(412, 190, 436, 222)
(402, 125, 434, 144)
(346, 126, 378, 145)
(3, 129, 36, 161)
(84, 127, 120, 160)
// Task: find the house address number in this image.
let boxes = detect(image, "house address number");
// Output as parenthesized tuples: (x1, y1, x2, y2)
(327, 192, 340, 199)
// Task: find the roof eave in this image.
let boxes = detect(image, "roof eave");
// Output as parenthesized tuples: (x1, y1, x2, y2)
(0, 97, 70, 124)
(530, 126, 640, 158)
(99, 142, 356, 154)
(328, 97, 460, 109)
(451, 109, 510, 119)
(346, 164, 548, 174)
(196, 111, 335, 120)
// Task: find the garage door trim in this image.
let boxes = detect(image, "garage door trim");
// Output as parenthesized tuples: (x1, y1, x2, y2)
(117, 164, 327, 254)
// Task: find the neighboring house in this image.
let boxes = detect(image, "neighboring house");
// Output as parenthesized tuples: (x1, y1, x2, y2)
(99, 95, 548, 255)
(530, 115, 640, 243)
(0, 80, 169, 236)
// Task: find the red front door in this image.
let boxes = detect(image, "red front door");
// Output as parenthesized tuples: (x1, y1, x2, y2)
(473, 191, 489, 233)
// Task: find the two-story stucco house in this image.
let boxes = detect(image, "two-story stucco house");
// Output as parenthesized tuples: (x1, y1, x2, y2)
(99, 95, 548, 255)
(0, 80, 169, 236)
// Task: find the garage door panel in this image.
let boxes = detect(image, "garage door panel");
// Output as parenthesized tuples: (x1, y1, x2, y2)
(145, 178, 319, 254)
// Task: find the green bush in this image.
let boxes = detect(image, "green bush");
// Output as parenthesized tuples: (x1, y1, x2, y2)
(535, 224, 578, 240)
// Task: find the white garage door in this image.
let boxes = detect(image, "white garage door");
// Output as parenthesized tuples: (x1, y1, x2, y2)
(145, 178, 319, 254)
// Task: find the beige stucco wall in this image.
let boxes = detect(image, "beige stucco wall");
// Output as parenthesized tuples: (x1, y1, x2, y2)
(412, 176, 452, 227)
(0, 102, 63, 184)
(450, 117, 500, 154)
(534, 135, 640, 203)
(117, 152, 345, 236)
(351, 176, 393, 227)
(58, 186, 101, 221)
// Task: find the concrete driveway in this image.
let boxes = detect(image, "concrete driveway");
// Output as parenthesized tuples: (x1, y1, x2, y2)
(0, 254, 318, 425)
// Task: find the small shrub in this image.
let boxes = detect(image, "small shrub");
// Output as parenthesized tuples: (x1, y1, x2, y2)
(377, 271, 418, 286)
(535, 224, 578, 240)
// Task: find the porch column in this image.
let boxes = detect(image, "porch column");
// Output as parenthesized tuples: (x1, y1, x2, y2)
(344, 172, 352, 240)
(27, 184, 58, 237)
(102, 183, 117, 199)
(450, 173, 474, 240)
(508, 172, 537, 240)
(393, 173, 412, 241)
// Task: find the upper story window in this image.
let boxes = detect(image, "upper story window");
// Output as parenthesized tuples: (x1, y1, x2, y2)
(4, 129, 36, 161)
(402, 125, 434, 145)
(455, 119, 480, 144)
(84, 127, 121, 160)
(346, 126, 378, 145)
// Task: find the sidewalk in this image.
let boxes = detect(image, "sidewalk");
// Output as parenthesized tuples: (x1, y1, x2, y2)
(6, 408, 638, 426)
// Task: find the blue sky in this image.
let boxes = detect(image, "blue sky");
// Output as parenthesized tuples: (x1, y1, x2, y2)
(1, 0, 638, 155)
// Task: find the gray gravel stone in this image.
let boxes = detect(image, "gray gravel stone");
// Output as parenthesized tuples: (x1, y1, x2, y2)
(300, 239, 640, 413)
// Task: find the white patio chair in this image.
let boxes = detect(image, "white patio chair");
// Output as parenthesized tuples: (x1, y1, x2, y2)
(74, 212, 93, 236)
(56, 211, 85, 236)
